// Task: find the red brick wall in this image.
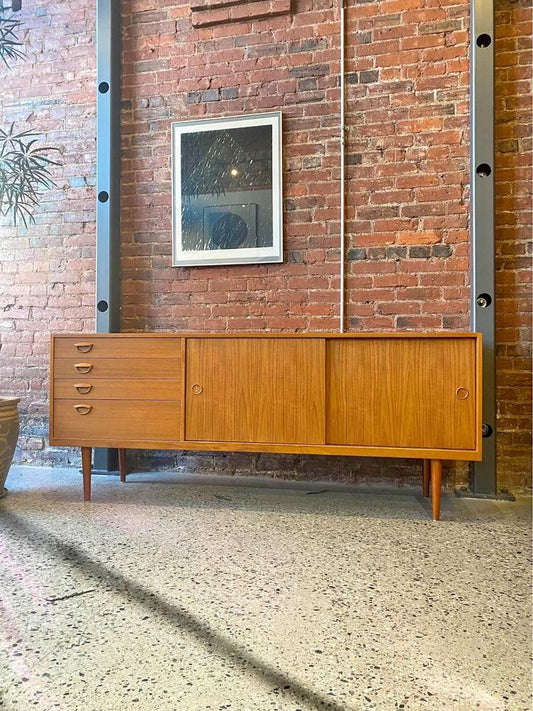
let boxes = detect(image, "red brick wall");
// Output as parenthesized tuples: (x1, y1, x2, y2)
(121, 0, 472, 336)
(1, 0, 530, 490)
(0, 3, 96, 464)
(494, 0, 532, 490)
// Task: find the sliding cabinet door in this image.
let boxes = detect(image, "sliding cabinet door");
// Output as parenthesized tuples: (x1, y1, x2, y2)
(186, 338, 325, 445)
(327, 337, 477, 451)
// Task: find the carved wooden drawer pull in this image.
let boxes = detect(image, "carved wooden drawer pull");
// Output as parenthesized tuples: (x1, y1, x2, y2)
(74, 362, 93, 374)
(455, 387, 470, 400)
(191, 383, 203, 395)
(74, 404, 93, 415)
(74, 383, 93, 394)
(75, 342, 93, 353)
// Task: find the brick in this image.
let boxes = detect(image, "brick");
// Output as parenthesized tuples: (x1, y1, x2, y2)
(220, 86, 238, 99)
(289, 37, 327, 53)
(289, 64, 330, 78)
(359, 69, 379, 84)
(298, 77, 318, 92)
(347, 248, 367, 261)
(408, 246, 432, 258)
(396, 231, 441, 245)
(192, 0, 290, 27)
(200, 88, 220, 101)
(191, 7, 231, 27)
(432, 244, 453, 258)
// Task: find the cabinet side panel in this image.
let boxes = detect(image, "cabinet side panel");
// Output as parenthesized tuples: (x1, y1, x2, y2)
(49, 336, 56, 443)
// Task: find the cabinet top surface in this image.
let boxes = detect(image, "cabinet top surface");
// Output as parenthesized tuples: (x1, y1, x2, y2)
(51, 332, 481, 339)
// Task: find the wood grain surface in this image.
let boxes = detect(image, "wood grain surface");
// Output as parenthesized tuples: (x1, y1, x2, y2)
(326, 337, 477, 450)
(53, 400, 181, 442)
(185, 337, 325, 444)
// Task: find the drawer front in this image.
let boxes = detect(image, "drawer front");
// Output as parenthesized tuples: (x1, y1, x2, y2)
(53, 358, 180, 379)
(53, 379, 182, 400)
(53, 336, 181, 359)
(53, 400, 181, 442)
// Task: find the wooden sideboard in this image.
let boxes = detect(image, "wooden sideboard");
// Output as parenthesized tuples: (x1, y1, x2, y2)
(49, 332, 482, 520)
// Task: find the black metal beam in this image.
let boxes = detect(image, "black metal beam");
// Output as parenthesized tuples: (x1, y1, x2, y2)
(95, 0, 121, 472)
(470, 0, 497, 494)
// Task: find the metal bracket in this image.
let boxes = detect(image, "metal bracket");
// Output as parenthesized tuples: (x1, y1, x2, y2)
(455, 488, 515, 502)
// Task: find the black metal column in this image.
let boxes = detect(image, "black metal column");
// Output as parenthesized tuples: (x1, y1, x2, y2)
(95, 0, 121, 472)
(470, 0, 496, 494)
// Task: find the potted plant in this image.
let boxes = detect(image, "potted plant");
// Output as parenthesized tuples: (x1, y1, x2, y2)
(0, 392, 19, 498)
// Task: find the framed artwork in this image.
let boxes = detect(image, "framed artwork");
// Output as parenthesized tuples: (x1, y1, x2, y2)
(171, 111, 282, 266)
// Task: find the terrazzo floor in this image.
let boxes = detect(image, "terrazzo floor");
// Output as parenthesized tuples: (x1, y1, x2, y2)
(0, 465, 531, 711)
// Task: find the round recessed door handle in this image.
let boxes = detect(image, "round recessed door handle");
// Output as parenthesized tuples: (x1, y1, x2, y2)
(74, 383, 93, 394)
(74, 362, 93, 374)
(74, 404, 93, 415)
(75, 342, 93, 353)
(191, 383, 203, 395)
(456, 387, 470, 400)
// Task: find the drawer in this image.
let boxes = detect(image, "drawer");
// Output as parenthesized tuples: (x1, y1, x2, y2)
(53, 379, 182, 400)
(53, 358, 180, 379)
(53, 336, 182, 359)
(53, 400, 181, 442)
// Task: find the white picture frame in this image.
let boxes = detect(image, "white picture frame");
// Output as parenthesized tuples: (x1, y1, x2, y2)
(172, 111, 282, 267)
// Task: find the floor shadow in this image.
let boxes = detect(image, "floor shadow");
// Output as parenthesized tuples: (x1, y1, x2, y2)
(2, 510, 350, 711)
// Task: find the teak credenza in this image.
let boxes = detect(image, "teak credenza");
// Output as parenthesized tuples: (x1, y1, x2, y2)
(49, 332, 482, 520)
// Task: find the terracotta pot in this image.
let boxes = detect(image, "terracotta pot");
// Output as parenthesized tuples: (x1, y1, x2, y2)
(0, 396, 20, 498)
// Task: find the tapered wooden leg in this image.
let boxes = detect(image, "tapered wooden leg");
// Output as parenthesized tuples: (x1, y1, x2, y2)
(118, 448, 127, 483)
(81, 447, 92, 502)
(430, 459, 442, 521)
(423, 460, 431, 498)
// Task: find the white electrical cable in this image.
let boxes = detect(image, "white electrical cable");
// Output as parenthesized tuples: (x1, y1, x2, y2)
(339, 0, 345, 333)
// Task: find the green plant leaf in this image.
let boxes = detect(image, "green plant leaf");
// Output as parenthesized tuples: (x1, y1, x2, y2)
(0, 127, 61, 226)
(0, 15, 25, 67)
